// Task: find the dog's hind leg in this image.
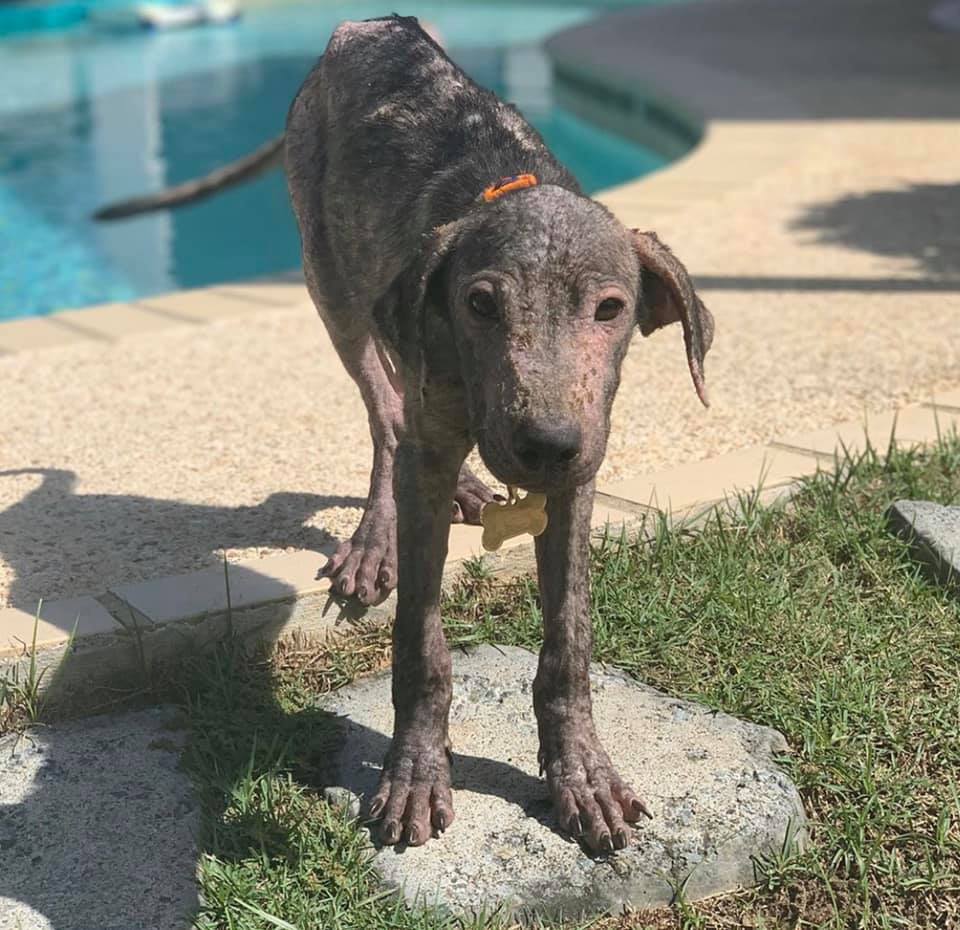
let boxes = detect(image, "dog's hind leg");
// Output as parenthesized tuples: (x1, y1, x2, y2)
(452, 463, 501, 524)
(317, 323, 499, 602)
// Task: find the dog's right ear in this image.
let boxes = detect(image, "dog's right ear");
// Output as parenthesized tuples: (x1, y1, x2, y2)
(373, 221, 462, 373)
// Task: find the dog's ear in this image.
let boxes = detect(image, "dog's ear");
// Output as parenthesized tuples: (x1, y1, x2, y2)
(373, 221, 462, 373)
(632, 230, 715, 407)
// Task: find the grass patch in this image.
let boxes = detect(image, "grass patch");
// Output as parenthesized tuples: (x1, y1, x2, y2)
(135, 435, 960, 928)
(0, 601, 70, 733)
(444, 437, 960, 928)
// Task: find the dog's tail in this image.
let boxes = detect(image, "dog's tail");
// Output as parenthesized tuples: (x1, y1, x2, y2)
(93, 134, 285, 221)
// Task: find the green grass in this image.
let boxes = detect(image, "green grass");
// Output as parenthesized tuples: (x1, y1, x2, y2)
(0, 600, 69, 733)
(146, 435, 960, 928)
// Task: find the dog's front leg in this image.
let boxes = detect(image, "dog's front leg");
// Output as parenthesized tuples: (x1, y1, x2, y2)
(533, 480, 651, 852)
(368, 395, 467, 847)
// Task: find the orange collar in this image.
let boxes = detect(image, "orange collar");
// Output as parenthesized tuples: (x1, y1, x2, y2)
(482, 173, 538, 203)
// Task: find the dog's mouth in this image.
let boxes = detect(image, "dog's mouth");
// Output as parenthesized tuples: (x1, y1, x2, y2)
(478, 441, 596, 497)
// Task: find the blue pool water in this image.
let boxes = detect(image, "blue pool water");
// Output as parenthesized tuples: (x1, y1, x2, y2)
(0, 2, 668, 319)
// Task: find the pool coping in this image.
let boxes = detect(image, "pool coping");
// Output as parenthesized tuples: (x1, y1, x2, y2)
(0, 271, 309, 354)
(3, 389, 959, 706)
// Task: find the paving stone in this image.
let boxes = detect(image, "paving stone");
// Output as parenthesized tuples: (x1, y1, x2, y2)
(0, 596, 118, 656)
(887, 499, 960, 588)
(109, 551, 328, 624)
(319, 644, 806, 920)
(603, 445, 818, 514)
(0, 706, 198, 930)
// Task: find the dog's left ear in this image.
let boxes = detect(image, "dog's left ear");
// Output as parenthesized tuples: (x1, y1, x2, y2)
(632, 230, 715, 407)
(373, 221, 462, 373)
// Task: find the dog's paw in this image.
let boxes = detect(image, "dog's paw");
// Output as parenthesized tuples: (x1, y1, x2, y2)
(320, 504, 396, 605)
(368, 742, 454, 846)
(540, 731, 652, 853)
(452, 463, 503, 525)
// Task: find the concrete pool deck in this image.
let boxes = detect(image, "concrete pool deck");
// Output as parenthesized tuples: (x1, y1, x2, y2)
(1, 0, 959, 665)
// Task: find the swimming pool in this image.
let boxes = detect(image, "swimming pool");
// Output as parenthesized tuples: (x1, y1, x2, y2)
(0, 2, 670, 319)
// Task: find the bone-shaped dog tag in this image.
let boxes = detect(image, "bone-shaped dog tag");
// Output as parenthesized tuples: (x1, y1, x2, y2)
(481, 486, 548, 551)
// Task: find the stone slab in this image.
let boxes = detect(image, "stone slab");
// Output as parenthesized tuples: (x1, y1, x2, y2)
(0, 596, 118, 657)
(0, 317, 87, 353)
(776, 406, 960, 460)
(53, 304, 175, 341)
(887, 499, 960, 588)
(319, 644, 805, 920)
(109, 551, 329, 624)
(604, 445, 818, 514)
(134, 287, 274, 323)
(0, 706, 198, 930)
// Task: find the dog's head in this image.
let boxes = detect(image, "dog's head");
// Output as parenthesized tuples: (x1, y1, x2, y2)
(375, 185, 713, 493)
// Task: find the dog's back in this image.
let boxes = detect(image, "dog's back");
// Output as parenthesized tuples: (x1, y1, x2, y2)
(285, 15, 579, 310)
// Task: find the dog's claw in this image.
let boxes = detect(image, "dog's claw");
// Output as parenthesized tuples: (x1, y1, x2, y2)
(322, 502, 397, 605)
(542, 728, 648, 853)
(633, 798, 654, 820)
(369, 738, 454, 848)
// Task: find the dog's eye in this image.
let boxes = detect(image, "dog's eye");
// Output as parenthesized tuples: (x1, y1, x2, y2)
(468, 290, 499, 321)
(595, 297, 625, 321)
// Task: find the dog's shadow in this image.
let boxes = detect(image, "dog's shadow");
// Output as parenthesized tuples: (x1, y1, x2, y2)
(0, 467, 364, 610)
(0, 470, 562, 928)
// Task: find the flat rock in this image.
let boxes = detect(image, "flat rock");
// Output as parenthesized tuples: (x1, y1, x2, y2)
(887, 499, 960, 588)
(0, 706, 199, 930)
(319, 644, 806, 920)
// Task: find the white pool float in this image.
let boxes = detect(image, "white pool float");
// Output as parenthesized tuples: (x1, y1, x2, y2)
(136, 0, 240, 30)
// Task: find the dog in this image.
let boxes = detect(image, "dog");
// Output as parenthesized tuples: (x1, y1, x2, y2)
(98, 14, 714, 851)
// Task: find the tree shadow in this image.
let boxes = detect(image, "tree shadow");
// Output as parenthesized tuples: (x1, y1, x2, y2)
(791, 182, 960, 277)
(0, 467, 364, 611)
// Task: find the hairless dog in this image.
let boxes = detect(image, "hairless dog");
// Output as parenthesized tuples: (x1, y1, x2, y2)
(100, 14, 714, 852)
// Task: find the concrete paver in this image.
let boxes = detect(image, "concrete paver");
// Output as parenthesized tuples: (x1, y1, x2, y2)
(0, 597, 117, 657)
(604, 444, 819, 513)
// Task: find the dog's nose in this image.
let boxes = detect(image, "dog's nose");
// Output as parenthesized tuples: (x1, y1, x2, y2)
(512, 421, 582, 471)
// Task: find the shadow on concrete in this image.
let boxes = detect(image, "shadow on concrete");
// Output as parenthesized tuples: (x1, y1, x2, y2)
(0, 560, 553, 929)
(0, 468, 363, 610)
(791, 182, 960, 277)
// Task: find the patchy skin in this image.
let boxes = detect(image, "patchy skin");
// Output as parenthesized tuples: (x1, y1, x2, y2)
(284, 15, 713, 852)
